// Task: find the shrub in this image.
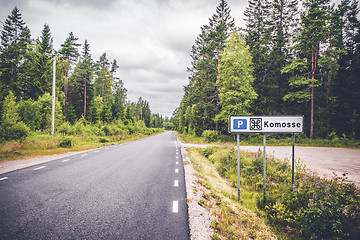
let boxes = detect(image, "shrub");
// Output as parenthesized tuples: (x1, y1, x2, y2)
(57, 122, 71, 135)
(0, 121, 30, 142)
(202, 130, 219, 142)
(59, 137, 72, 148)
(98, 137, 109, 143)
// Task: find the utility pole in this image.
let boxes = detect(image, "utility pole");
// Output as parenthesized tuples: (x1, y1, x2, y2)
(51, 55, 56, 134)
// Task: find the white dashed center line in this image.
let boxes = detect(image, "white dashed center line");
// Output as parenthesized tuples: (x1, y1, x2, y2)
(174, 180, 179, 187)
(33, 166, 46, 171)
(172, 201, 179, 213)
(62, 159, 70, 162)
(81, 154, 87, 157)
(0, 177, 8, 181)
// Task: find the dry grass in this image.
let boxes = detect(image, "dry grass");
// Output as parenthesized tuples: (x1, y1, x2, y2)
(0, 132, 159, 162)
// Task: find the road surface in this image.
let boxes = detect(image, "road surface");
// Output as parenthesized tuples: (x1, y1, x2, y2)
(0, 131, 190, 239)
(240, 145, 360, 186)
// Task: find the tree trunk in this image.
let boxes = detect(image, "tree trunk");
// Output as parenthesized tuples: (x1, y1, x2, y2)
(101, 68, 104, 99)
(84, 77, 87, 118)
(64, 64, 68, 115)
(215, 45, 221, 132)
(310, 85, 314, 139)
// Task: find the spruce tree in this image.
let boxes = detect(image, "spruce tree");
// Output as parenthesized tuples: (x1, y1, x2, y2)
(0, 7, 31, 103)
(215, 31, 257, 132)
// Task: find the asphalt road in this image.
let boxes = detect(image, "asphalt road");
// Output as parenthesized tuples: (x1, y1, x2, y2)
(0, 131, 190, 240)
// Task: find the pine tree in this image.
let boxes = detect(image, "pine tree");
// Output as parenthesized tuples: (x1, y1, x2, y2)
(59, 32, 80, 116)
(68, 40, 93, 119)
(282, 0, 331, 138)
(94, 53, 113, 105)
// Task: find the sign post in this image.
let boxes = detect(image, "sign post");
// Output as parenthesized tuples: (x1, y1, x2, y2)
(237, 133, 240, 202)
(229, 116, 303, 201)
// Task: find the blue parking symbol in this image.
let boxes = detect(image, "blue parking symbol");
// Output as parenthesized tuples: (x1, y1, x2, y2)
(234, 119, 247, 130)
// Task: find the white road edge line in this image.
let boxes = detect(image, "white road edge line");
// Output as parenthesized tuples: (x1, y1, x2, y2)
(81, 154, 87, 157)
(0, 177, 8, 181)
(176, 161, 179, 165)
(175, 169, 179, 173)
(62, 159, 70, 162)
(174, 180, 179, 187)
(33, 166, 46, 171)
(173, 201, 179, 213)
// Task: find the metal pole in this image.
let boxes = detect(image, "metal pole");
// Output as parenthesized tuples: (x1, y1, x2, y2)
(51, 55, 56, 134)
(263, 134, 266, 199)
(292, 133, 295, 189)
(237, 133, 240, 202)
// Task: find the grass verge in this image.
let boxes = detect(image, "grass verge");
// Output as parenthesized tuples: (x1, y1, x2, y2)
(187, 147, 277, 239)
(187, 143, 360, 239)
(0, 130, 163, 162)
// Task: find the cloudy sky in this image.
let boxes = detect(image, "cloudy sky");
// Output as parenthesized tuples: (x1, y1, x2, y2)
(0, 0, 342, 117)
(0, 0, 250, 117)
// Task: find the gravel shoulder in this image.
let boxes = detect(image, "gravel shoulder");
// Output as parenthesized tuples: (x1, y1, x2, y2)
(0, 150, 90, 175)
(181, 142, 213, 240)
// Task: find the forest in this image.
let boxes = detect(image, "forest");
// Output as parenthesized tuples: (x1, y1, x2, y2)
(173, 0, 360, 140)
(0, 7, 166, 143)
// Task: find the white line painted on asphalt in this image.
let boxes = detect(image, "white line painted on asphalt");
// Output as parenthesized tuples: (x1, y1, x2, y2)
(33, 166, 46, 171)
(0, 177, 8, 181)
(175, 169, 179, 173)
(176, 161, 179, 165)
(176, 156, 179, 159)
(94, 150, 99, 153)
(62, 159, 70, 162)
(173, 201, 179, 213)
(174, 180, 179, 187)
(81, 154, 87, 157)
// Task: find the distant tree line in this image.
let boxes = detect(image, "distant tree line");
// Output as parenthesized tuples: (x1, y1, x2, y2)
(0, 7, 166, 141)
(173, 0, 360, 139)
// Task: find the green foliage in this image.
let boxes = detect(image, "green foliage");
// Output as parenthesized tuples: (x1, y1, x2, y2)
(216, 31, 257, 130)
(201, 130, 219, 143)
(0, 91, 30, 142)
(0, 121, 30, 142)
(199, 146, 360, 239)
(59, 137, 72, 148)
(163, 121, 175, 130)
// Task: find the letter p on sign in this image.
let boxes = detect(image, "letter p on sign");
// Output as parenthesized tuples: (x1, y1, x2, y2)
(234, 119, 247, 130)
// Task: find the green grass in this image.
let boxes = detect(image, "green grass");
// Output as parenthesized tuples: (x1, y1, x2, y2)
(186, 147, 278, 239)
(189, 144, 360, 239)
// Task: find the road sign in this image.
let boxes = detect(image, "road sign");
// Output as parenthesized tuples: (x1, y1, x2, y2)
(229, 116, 303, 133)
(229, 115, 304, 202)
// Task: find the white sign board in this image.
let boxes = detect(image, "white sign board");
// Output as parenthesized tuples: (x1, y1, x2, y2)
(229, 116, 303, 133)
